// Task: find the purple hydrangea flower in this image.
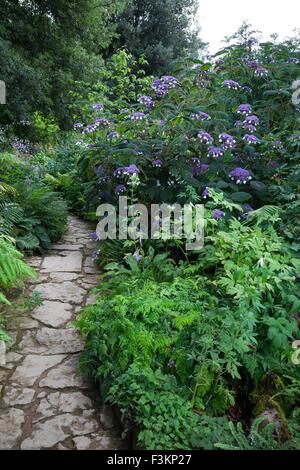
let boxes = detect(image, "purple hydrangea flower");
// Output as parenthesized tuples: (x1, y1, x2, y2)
(152, 159, 162, 167)
(272, 140, 283, 149)
(138, 96, 154, 107)
(244, 115, 260, 127)
(114, 167, 125, 177)
(74, 122, 83, 130)
(238, 203, 254, 220)
(242, 123, 257, 133)
(82, 124, 97, 134)
(94, 165, 105, 176)
(202, 187, 210, 199)
(237, 104, 252, 115)
(190, 159, 209, 175)
(288, 57, 300, 64)
(198, 130, 213, 144)
(133, 250, 143, 262)
(152, 75, 178, 97)
(124, 164, 140, 175)
(115, 184, 126, 195)
(191, 111, 211, 121)
(219, 133, 236, 148)
(246, 37, 259, 47)
(120, 108, 129, 114)
(114, 165, 140, 177)
(161, 75, 178, 85)
(92, 103, 104, 110)
(270, 160, 279, 168)
(229, 167, 252, 184)
(243, 204, 254, 213)
(222, 80, 240, 90)
(213, 209, 225, 220)
(107, 131, 120, 141)
(234, 120, 243, 128)
(207, 146, 224, 158)
(254, 67, 268, 77)
(130, 112, 146, 121)
(243, 134, 260, 144)
(95, 117, 109, 126)
(245, 60, 259, 69)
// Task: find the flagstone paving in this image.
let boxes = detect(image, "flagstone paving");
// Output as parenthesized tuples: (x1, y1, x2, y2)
(0, 216, 125, 450)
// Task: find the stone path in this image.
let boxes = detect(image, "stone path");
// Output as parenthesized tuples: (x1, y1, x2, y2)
(0, 216, 125, 450)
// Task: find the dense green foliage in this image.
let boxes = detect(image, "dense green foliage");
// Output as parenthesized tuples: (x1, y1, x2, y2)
(115, 0, 203, 74)
(0, 152, 68, 251)
(0, 0, 200, 129)
(72, 30, 300, 449)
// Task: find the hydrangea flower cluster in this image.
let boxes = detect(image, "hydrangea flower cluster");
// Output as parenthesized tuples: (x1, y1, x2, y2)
(114, 164, 140, 177)
(243, 134, 260, 144)
(246, 37, 259, 47)
(207, 146, 224, 158)
(107, 131, 119, 141)
(191, 111, 211, 121)
(152, 75, 178, 97)
(130, 112, 146, 121)
(242, 123, 257, 133)
(92, 103, 104, 111)
(238, 204, 254, 220)
(270, 160, 279, 168)
(114, 184, 126, 195)
(74, 122, 83, 130)
(198, 130, 213, 144)
(272, 140, 283, 149)
(82, 124, 97, 134)
(190, 158, 209, 175)
(202, 187, 210, 198)
(219, 133, 236, 149)
(229, 167, 252, 184)
(95, 117, 109, 126)
(288, 57, 300, 64)
(213, 209, 225, 220)
(222, 80, 240, 90)
(244, 115, 260, 127)
(94, 165, 105, 176)
(243, 59, 268, 77)
(236, 104, 252, 115)
(243, 59, 259, 68)
(254, 67, 268, 77)
(152, 159, 162, 168)
(138, 96, 155, 108)
(133, 250, 143, 262)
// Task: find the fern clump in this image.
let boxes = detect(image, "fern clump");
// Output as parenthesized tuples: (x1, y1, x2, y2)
(0, 236, 35, 305)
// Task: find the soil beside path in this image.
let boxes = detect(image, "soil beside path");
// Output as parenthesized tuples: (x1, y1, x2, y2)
(0, 215, 125, 450)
